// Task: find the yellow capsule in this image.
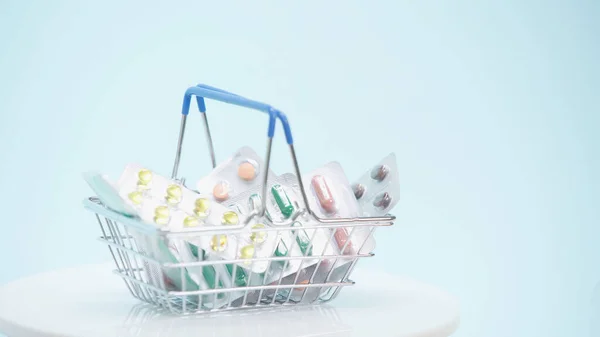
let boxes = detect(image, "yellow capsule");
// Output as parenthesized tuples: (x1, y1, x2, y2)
(166, 184, 182, 198)
(240, 245, 255, 261)
(154, 206, 170, 218)
(138, 169, 153, 184)
(183, 216, 199, 227)
(165, 185, 182, 205)
(128, 191, 143, 205)
(250, 224, 267, 244)
(194, 198, 210, 217)
(154, 216, 169, 226)
(221, 211, 239, 225)
(210, 234, 228, 252)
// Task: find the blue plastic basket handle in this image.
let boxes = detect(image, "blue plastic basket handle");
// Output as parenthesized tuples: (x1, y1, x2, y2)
(181, 84, 294, 145)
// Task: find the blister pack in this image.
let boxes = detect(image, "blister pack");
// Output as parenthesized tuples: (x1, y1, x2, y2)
(196, 147, 277, 204)
(298, 162, 376, 255)
(351, 153, 400, 216)
(223, 180, 336, 283)
(115, 163, 246, 232)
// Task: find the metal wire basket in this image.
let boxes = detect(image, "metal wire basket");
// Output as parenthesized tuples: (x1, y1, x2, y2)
(83, 84, 396, 314)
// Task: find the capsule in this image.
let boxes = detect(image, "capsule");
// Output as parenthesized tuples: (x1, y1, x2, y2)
(188, 243, 202, 259)
(166, 184, 182, 205)
(274, 239, 288, 265)
(137, 169, 153, 189)
(210, 234, 228, 252)
(221, 211, 239, 225)
(250, 223, 267, 244)
(237, 160, 258, 181)
(153, 206, 170, 226)
(352, 183, 365, 200)
(128, 191, 143, 205)
(194, 198, 210, 217)
(310, 175, 336, 214)
(271, 184, 294, 218)
(154, 206, 170, 218)
(334, 228, 353, 255)
(183, 216, 199, 228)
(240, 245, 255, 263)
(370, 165, 389, 182)
(291, 222, 313, 256)
(373, 192, 392, 210)
(226, 263, 248, 287)
(213, 181, 230, 201)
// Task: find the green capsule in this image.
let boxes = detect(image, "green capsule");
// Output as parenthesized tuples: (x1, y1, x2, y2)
(291, 222, 313, 256)
(271, 184, 294, 218)
(188, 243, 201, 259)
(274, 239, 288, 266)
(225, 263, 248, 287)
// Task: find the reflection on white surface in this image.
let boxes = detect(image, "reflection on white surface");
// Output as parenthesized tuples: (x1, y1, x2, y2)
(121, 303, 350, 337)
(0, 263, 459, 337)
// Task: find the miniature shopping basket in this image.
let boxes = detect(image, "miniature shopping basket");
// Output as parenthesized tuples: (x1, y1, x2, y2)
(83, 84, 396, 314)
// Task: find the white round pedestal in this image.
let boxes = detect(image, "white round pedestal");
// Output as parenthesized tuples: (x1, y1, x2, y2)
(0, 263, 459, 337)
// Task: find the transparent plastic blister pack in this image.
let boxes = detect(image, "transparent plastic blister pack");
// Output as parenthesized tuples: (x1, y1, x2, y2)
(351, 153, 400, 216)
(196, 146, 277, 203)
(293, 162, 377, 255)
(115, 163, 246, 232)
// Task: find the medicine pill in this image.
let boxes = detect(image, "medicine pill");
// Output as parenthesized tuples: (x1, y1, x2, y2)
(370, 165, 389, 182)
(137, 169, 153, 189)
(211, 234, 228, 252)
(213, 181, 230, 201)
(373, 192, 392, 210)
(138, 169, 153, 183)
(352, 183, 365, 200)
(221, 211, 239, 225)
(250, 223, 267, 244)
(271, 184, 294, 218)
(194, 198, 210, 217)
(128, 191, 143, 205)
(165, 184, 182, 205)
(237, 160, 257, 181)
(311, 175, 336, 213)
(334, 228, 353, 254)
(154, 206, 170, 218)
(274, 239, 288, 264)
(226, 263, 248, 287)
(183, 216, 199, 227)
(291, 222, 313, 256)
(240, 245, 255, 261)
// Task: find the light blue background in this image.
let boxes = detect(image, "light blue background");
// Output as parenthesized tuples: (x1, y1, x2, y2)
(1, 1, 599, 336)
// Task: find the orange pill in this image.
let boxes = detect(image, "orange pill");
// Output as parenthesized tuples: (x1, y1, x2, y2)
(237, 161, 257, 181)
(294, 279, 310, 291)
(212, 181, 230, 201)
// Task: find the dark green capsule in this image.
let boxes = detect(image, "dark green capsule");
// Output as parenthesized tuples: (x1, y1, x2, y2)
(291, 222, 313, 256)
(271, 184, 294, 218)
(225, 263, 248, 287)
(274, 239, 288, 266)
